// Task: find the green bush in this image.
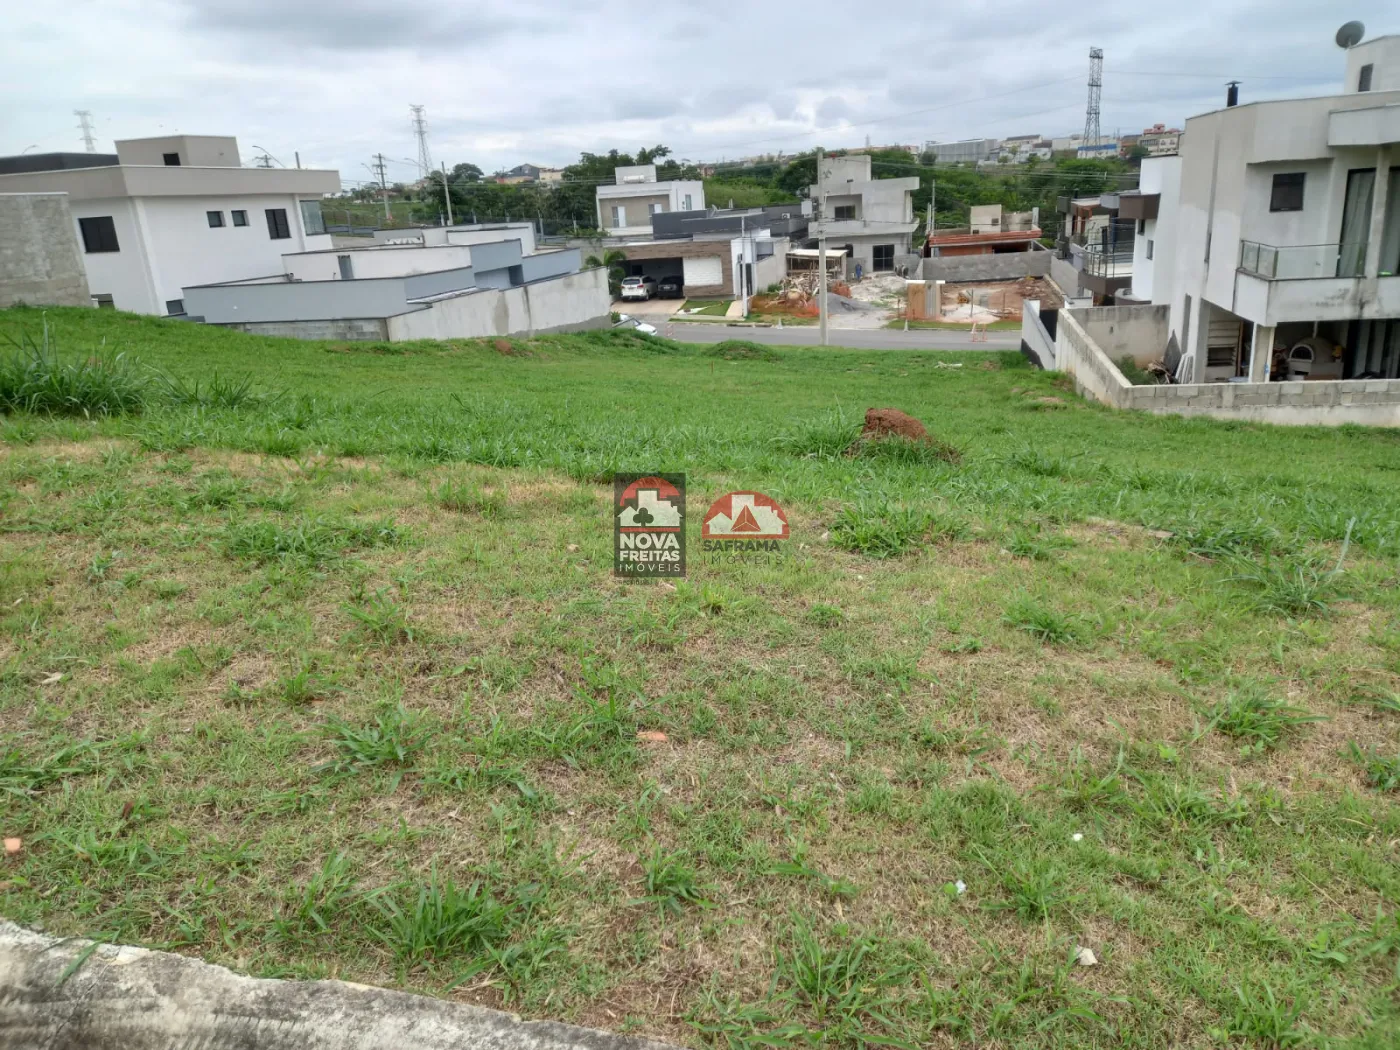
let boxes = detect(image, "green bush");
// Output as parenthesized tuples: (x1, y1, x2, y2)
(0, 327, 149, 417)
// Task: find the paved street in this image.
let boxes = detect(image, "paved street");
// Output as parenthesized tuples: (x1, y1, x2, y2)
(664, 322, 1021, 351)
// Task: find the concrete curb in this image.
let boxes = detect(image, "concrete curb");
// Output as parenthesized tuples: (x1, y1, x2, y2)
(0, 922, 678, 1050)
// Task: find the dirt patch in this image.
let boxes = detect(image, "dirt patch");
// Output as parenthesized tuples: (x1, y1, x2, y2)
(858, 408, 928, 443)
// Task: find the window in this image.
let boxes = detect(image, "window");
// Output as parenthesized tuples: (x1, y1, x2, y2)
(162, 152, 180, 166)
(78, 215, 119, 253)
(649, 202, 662, 216)
(1269, 172, 1306, 212)
(872, 244, 895, 272)
(165, 299, 185, 316)
(682, 194, 692, 211)
(834, 205, 856, 221)
(1137, 219, 1146, 235)
(207, 210, 225, 228)
(1358, 63, 1373, 92)
(1146, 239, 1154, 261)
(611, 205, 625, 228)
(265, 208, 291, 239)
(91, 293, 115, 309)
(231, 209, 248, 227)
(299, 199, 325, 236)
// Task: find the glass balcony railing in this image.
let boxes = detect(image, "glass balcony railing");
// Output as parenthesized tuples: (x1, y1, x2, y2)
(1080, 248, 1134, 278)
(1238, 240, 1368, 280)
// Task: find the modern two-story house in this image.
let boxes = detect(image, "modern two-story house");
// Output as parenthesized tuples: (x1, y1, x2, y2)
(595, 165, 705, 237)
(0, 135, 340, 316)
(1157, 34, 1400, 383)
(810, 154, 918, 275)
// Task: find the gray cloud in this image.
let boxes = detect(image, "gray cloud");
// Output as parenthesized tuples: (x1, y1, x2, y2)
(4, 0, 1392, 180)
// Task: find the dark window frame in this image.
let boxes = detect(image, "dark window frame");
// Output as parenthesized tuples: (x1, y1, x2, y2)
(207, 210, 225, 228)
(231, 209, 249, 227)
(265, 208, 291, 240)
(872, 244, 895, 272)
(1269, 172, 1306, 212)
(833, 204, 856, 221)
(162, 152, 180, 166)
(165, 299, 185, 316)
(1358, 64, 1373, 92)
(78, 215, 120, 253)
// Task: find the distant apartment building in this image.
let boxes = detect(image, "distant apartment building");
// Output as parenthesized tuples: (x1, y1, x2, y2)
(595, 165, 705, 236)
(1051, 133, 1083, 154)
(1138, 124, 1183, 156)
(925, 138, 1000, 165)
(811, 154, 918, 274)
(0, 135, 339, 316)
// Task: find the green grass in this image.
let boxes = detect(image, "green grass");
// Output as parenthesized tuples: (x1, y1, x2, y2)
(681, 300, 733, 316)
(2, 304, 1400, 1047)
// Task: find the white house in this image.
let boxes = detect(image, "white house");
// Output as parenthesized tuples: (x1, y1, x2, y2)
(0, 135, 340, 316)
(1118, 154, 1182, 305)
(595, 165, 705, 237)
(810, 154, 919, 275)
(1150, 33, 1400, 383)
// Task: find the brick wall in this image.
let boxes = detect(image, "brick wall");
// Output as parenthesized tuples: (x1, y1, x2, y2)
(0, 193, 91, 308)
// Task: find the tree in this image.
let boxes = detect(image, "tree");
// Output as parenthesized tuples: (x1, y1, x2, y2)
(585, 249, 628, 297)
(450, 162, 483, 183)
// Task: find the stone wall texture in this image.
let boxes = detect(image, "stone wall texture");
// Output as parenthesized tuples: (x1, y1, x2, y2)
(0, 193, 91, 308)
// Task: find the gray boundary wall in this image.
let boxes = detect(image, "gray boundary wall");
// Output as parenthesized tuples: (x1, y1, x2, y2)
(921, 250, 1050, 283)
(0, 192, 90, 308)
(1053, 306, 1400, 426)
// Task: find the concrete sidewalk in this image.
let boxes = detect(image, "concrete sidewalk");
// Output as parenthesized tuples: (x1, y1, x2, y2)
(0, 922, 677, 1050)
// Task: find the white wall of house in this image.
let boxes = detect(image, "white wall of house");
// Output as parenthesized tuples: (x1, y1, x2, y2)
(282, 244, 476, 282)
(1160, 80, 1400, 377)
(595, 180, 705, 235)
(71, 192, 329, 313)
(1347, 35, 1400, 93)
(1129, 155, 1181, 304)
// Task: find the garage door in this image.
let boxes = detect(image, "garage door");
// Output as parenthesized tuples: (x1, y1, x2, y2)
(683, 255, 723, 289)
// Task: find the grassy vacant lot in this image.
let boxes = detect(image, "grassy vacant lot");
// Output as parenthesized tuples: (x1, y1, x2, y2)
(2, 306, 1400, 1049)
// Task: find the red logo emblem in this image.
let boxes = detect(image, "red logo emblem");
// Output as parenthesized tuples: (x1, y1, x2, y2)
(701, 492, 789, 539)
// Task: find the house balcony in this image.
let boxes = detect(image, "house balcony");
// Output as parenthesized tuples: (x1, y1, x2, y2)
(1328, 104, 1400, 147)
(1079, 247, 1133, 298)
(1234, 240, 1400, 325)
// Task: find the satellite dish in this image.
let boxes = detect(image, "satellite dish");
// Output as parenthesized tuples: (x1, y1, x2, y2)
(1336, 21, 1365, 48)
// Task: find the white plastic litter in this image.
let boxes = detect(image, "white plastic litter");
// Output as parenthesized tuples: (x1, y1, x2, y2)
(1072, 832, 1084, 842)
(954, 880, 967, 895)
(1075, 946, 1098, 967)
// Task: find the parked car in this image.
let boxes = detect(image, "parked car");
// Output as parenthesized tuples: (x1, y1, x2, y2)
(620, 275, 657, 301)
(657, 275, 684, 299)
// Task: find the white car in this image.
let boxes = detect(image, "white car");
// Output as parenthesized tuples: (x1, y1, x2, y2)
(620, 275, 657, 301)
(613, 314, 659, 336)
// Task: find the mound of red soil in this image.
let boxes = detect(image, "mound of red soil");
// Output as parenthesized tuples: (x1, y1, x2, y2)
(860, 408, 929, 442)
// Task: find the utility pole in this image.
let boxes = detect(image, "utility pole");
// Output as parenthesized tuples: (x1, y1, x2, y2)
(817, 148, 828, 347)
(441, 161, 453, 226)
(74, 110, 97, 153)
(374, 153, 390, 221)
(928, 179, 937, 257)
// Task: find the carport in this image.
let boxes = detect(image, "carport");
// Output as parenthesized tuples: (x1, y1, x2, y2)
(612, 240, 733, 299)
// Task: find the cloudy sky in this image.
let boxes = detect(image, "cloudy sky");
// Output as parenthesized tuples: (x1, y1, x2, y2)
(0, 1, 1389, 185)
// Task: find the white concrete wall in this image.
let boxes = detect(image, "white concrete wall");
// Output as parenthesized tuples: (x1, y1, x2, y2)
(1346, 35, 1400, 93)
(1020, 300, 1056, 369)
(72, 193, 325, 314)
(1130, 155, 1181, 304)
(386, 268, 608, 341)
(282, 244, 475, 282)
(67, 198, 155, 312)
(446, 226, 536, 255)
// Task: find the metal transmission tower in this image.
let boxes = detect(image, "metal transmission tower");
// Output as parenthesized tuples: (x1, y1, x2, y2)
(410, 105, 432, 180)
(74, 110, 97, 152)
(1083, 47, 1103, 148)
